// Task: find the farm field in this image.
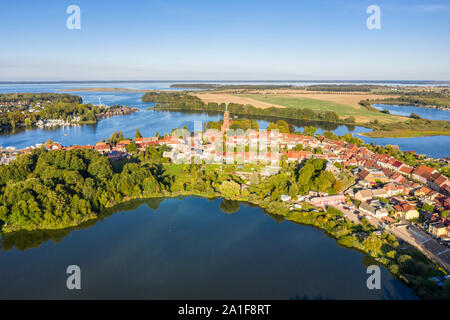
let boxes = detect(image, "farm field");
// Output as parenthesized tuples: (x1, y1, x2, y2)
(193, 91, 406, 123)
(237, 94, 407, 123)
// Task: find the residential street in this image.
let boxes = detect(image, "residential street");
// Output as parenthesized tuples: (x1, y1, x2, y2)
(389, 224, 450, 272)
(333, 204, 450, 272)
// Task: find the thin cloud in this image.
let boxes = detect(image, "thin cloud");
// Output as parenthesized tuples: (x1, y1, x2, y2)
(413, 4, 450, 12)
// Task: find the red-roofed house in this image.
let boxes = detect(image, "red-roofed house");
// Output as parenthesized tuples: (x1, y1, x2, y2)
(428, 174, 450, 193)
(47, 143, 62, 151)
(286, 150, 312, 162)
(95, 143, 111, 154)
(400, 166, 413, 175)
(412, 166, 437, 184)
(394, 202, 419, 220)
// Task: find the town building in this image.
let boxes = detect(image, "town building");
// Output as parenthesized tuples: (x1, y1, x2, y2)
(310, 195, 346, 206)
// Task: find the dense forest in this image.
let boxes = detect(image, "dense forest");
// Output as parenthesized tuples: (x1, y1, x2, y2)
(394, 89, 449, 98)
(0, 92, 83, 104)
(304, 84, 381, 92)
(0, 148, 170, 232)
(0, 149, 340, 233)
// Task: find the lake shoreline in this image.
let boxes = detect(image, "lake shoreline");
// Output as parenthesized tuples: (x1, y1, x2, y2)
(1, 193, 444, 299)
(58, 88, 169, 93)
(0, 196, 419, 300)
(371, 101, 450, 112)
(152, 106, 450, 141)
(359, 130, 450, 138)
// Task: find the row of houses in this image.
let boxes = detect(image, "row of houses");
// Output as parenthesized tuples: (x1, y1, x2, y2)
(357, 197, 420, 221)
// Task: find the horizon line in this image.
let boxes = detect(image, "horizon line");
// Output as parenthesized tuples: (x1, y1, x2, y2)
(1, 79, 450, 84)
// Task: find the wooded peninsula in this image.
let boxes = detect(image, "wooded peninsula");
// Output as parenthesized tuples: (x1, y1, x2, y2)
(0, 93, 137, 132)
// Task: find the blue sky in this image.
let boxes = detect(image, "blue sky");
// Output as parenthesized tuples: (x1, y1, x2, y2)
(0, 0, 449, 81)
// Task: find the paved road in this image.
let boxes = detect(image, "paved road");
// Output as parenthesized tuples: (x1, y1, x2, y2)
(333, 204, 450, 272)
(334, 205, 360, 224)
(389, 224, 450, 272)
(333, 204, 381, 228)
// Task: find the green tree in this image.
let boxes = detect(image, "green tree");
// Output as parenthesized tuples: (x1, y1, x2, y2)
(135, 128, 142, 139)
(303, 126, 316, 136)
(362, 234, 383, 255)
(126, 143, 139, 154)
(86, 109, 97, 122)
(422, 203, 435, 212)
(218, 180, 241, 199)
(88, 157, 113, 181)
(288, 182, 299, 198)
(219, 199, 240, 214)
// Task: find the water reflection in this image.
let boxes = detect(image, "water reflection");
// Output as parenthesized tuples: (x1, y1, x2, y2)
(0, 197, 245, 251)
(0, 197, 417, 299)
(373, 104, 450, 121)
(1, 198, 163, 252)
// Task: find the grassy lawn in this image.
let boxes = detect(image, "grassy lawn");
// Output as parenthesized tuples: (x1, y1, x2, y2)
(237, 94, 403, 123)
(338, 175, 355, 192)
(162, 163, 185, 175)
(163, 163, 260, 176)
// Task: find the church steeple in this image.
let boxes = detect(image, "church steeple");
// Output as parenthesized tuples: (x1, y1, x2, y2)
(221, 105, 231, 134)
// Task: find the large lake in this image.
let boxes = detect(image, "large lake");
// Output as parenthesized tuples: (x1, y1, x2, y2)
(0, 82, 449, 158)
(0, 197, 417, 300)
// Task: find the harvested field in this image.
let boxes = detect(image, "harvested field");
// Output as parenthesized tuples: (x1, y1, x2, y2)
(192, 92, 285, 109)
(194, 90, 405, 123)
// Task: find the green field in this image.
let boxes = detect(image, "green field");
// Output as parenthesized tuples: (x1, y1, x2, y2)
(237, 94, 404, 123)
(361, 129, 450, 138)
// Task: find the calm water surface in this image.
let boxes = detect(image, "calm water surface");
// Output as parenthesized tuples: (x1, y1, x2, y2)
(373, 104, 450, 121)
(0, 197, 417, 300)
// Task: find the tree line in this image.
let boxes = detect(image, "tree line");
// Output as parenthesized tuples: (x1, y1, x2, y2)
(0, 93, 83, 104)
(143, 92, 342, 124)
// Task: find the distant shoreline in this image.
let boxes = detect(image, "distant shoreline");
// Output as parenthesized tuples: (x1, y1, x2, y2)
(2, 79, 450, 85)
(58, 88, 162, 93)
(372, 102, 450, 112)
(358, 129, 450, 138)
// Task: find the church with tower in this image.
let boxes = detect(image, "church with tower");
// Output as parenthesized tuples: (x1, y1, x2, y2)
(221, 106, 232, 134)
